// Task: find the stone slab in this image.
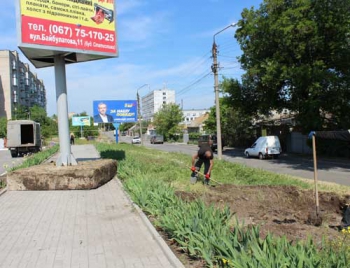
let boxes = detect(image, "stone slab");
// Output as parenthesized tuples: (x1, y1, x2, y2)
(7, 159, 117, 191)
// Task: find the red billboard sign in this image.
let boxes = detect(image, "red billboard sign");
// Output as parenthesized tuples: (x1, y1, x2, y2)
(17, 0, 118, 67)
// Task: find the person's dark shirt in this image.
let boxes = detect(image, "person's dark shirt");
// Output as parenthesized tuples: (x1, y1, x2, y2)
(198, 146, 213, 160)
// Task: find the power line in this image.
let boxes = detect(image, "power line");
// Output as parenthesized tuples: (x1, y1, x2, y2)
(218, 54, 239, 59)
(176, 71, 212, 97)
(166, 51, 212, 89)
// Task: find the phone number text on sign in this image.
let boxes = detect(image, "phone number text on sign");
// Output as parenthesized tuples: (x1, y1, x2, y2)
(21, 16, 117, 54)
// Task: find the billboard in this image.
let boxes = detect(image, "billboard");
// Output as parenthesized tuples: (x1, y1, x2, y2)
(72, 116, 91, 126)
(17, 0, 118, 68)
(93, 100, 137, 123)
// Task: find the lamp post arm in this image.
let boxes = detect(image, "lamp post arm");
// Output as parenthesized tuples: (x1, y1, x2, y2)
(213, 23, 238, 44)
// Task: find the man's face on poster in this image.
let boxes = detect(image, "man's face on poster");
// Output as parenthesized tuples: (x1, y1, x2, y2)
(98, 104, 107, 116)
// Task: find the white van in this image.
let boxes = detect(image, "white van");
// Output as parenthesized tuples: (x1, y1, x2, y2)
(244, 136, 282, 159)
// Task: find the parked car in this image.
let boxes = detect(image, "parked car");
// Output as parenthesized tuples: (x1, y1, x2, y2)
(150, 135, 164, 144)
(198, 134, 224, 152)
(244, 136, 282, 159)
(131, 136, 141, 144)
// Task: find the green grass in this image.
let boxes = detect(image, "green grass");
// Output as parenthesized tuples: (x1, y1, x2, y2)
(95, 142, 350, 267)
(95, 142, 350, 194)
(6, 144, 59, 172)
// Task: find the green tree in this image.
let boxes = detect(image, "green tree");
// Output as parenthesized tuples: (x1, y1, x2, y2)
(204, 90, 254, 147)
(119, 122, 134, 132)
(41, 117, 58, 138)
(153, 103, 183, 141)
(29, 105, 47, 124)
(235, 0, 350, 132)
(29, 105, 58, 138)
(0, 117, 7, 138)
(11, 105, 58, 138)
(14, 104, 31, 120)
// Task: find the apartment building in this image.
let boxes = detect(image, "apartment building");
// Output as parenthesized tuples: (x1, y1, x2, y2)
(0, 50, 46, 120)
(141, 89, 175, 121)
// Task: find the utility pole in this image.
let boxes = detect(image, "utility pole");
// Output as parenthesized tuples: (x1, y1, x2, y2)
(137, 91, 142, 142)
(136, 84, 149, 145)
(212, 23, 237, 160)
(211, 41, 223, 160)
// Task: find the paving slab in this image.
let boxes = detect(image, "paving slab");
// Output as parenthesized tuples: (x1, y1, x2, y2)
(0, 145, 184, 268)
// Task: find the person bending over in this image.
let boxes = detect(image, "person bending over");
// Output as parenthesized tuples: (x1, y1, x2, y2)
(191, 145, 214, 185)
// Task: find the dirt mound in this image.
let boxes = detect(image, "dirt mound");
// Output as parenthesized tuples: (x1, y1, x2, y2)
(176, 185, 350, 243)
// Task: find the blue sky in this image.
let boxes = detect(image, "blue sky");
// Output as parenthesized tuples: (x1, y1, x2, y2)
(1, 0, 262, 116)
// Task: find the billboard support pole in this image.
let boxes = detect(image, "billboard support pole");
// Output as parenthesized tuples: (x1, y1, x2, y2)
(55, 54, 77, 166)
(113, 123, 120, 143)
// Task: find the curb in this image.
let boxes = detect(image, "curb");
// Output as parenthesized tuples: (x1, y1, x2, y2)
(114, 178, 185, 268)
(0, 187, 7, 197)
(0, 171, 7, 197)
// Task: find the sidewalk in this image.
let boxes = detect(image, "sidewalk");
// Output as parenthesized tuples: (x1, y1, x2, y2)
(0, 145, 184, 268)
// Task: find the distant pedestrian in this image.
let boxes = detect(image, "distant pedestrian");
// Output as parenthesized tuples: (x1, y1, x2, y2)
(70, 133, 75, 145)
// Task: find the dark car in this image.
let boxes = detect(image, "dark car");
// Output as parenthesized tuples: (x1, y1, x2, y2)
(198, 134, 224, 152)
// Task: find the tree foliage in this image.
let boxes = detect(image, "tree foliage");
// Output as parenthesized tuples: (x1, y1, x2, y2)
(234, 0, 350, 132)
(119, 122, 134, 132)
(153, 103, 183, 140)
(0, 117, 7, 138)
(10, 105, 58, 138)
(205, 91, 255, 147)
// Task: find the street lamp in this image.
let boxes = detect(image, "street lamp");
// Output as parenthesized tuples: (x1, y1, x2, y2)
(212, 23, 237, 160)
(137, 84, 149, 145)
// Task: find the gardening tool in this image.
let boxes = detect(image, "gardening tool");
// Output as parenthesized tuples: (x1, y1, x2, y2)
(188, 166, 222, 185)
(310, 134, 323, 226)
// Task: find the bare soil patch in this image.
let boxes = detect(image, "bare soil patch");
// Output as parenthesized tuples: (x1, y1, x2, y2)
(168, 184, 350, 267)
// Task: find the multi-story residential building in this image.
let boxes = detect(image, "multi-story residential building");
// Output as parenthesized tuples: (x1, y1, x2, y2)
(141, 89, 175, 121)
(0, 50, 46, 120)
(182, 109, 210, 125)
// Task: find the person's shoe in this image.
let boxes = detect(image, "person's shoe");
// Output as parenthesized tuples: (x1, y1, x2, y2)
(190, 175, 197, 184)
(204, 178, 210, 185)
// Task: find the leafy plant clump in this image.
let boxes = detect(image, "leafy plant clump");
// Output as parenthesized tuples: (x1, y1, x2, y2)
(96, 143, 349, 267)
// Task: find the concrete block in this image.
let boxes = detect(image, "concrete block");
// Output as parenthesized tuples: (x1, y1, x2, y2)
(7, 159, 117, 191)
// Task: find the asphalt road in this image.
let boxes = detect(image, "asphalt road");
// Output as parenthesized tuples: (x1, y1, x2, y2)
(2, 132, 349, 187)
(0, 150, 24, 175)
(118, 134, 350, 187)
